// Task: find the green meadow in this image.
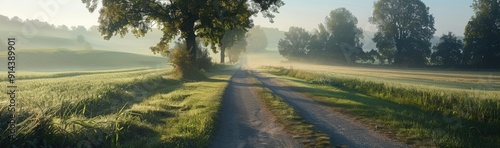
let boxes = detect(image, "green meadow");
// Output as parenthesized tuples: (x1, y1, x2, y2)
(0, 66, 236, 147)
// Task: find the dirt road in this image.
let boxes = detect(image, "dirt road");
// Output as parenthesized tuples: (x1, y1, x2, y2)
(211, 54, 409, 147)
(210, 68, 301, 148)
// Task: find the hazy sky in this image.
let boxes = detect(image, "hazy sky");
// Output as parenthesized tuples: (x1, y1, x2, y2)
(0, 0, 473, 35)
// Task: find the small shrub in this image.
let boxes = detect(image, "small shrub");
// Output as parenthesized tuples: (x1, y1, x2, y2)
(197, 48, 213, 72)
(168, 42, 212, 80)
(169, 47, 196, 78)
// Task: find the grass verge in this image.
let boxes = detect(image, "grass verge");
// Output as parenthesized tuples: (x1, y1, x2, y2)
(247, 70, 332, 148)
(261, 66, 500, 147)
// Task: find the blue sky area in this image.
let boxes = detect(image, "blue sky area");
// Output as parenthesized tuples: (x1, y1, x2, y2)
(0, 0, 473, 35)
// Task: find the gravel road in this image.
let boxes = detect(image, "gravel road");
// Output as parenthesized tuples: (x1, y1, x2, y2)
(210, 68, 301, 148)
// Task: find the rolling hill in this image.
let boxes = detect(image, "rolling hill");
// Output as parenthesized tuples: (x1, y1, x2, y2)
(0, 48, 168, 72)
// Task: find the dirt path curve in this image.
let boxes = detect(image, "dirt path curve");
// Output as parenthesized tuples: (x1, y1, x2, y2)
(210, 68, 301, 148)
(251, 69, 410, 148)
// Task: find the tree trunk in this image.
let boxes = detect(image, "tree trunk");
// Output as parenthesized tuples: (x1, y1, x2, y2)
(394, 39, 402, 65)
(220, 45, 226, 63)
(186, 30, 197, 65)
(185, 15, 198, 66)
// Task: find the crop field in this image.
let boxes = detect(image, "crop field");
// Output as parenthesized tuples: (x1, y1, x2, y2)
(0, 67, 235, 147)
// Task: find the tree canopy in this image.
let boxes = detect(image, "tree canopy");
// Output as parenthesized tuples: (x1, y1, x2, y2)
(279, 8, 365, 63)
(463, 0, 500, 68)
(325, 8, 363, 62)
(325, 8, 363, 49)
(370, 0, 435, 66)
(431, 32, 464, 66)
(82, 0, 284, 64)
(220, 29, 247, 63)
(278, 27, 310, 61)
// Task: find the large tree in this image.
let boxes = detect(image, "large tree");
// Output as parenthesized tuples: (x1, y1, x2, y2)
(81, 0, 284, 64)
(431, 32, 464, 66)
(463, 0, 500, 68)
(370, 0, 436, 66)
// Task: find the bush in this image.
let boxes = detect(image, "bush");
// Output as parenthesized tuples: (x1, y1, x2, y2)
(197, 48, 212, 72)
(168, 42, 212, 80)
(169, 47, 195, 78)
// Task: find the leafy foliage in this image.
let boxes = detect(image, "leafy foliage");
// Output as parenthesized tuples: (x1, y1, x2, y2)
(463, 0, 500, 68)
(278, 8, 364, 63)
(325, 8, 364, 49)
(278, 27, 310, 61)
(431, 32, 464, 66)
(307, 24, 331, 61)
(370, 0, 436, 66)
(220, 29, 247, 63)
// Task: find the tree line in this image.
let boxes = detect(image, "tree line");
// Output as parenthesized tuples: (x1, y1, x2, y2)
(78, 0, 499, 79)
(278, 0, 500, 68)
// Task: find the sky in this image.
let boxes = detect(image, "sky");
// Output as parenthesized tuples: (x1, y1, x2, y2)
(0, 0, 473, 36)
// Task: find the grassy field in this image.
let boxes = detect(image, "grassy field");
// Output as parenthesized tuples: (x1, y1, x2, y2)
(262, 66, 500, 147)
(0, 67, 235, 147)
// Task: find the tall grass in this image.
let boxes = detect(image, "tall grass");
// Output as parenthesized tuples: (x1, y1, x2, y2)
(0, 67, 235, 147)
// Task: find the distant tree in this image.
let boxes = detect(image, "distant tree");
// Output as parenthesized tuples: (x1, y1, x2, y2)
(0, 14, 9, 23)
(227, 38, 247, 64)
(10, 16, 23, 24)
(370, 0, 436, 66)
(81, 0, 283, 67)
(77, 34, 93, 50)
(308, 24, 331, 62)
(247, 26, 269, 52)
(355, 49, 378, 64)
(278, 27, 310, 61)
(71, 25, 87, 34)
(325, 8, 364, 63)
(326, 8, 363, 48)
(431, 32, 463, 66)
(220, 29, 247, 63)
(57, 25, 70, 31)
(368, 49, 381, 63)
(88, 25, 99, 32)
(463, 0, 500, 68)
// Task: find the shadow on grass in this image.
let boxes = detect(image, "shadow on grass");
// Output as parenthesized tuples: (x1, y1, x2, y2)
(70, 78, 183, 118)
